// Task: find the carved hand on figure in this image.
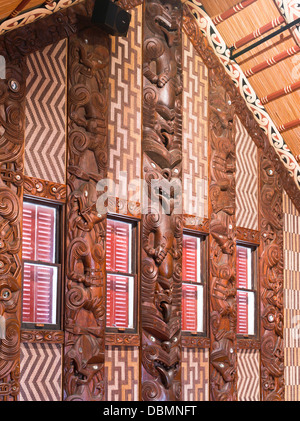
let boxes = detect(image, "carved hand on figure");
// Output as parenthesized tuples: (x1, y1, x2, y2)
(157, 72, 170, 88)
(154, 244, 167, 264)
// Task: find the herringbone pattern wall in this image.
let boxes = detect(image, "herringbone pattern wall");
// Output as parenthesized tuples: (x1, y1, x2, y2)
(235, 116, 258, 230)
(105, 346, 139, 401)
(237, 349, 260, 401)
(182, 32, 208, 218)
(283, 192, 300, 401)
(20, 343, 62, 401)
(108, 5, 142, 201)
(25, 39, 67, 184)
(181, 347, 209, 401)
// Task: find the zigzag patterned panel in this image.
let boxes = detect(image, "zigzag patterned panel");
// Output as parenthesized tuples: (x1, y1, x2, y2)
(235, 116, 258, 230)
(108, 5, 142, 202)
(105, 346, 139, 401)
(283, 191, 300, 400)
(20, 343, 62, 401)
(237, 349, 260, 401)
(181, 347, 209, 401)
(182, 32, 208, 218)
(25, 39, 67, 184)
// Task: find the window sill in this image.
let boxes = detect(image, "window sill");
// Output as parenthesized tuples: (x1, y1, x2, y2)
(237, 337, 260, 350)
(182, 334, 210, 349)
(21, 329, 64, 344)
(105, 332, 140, 347)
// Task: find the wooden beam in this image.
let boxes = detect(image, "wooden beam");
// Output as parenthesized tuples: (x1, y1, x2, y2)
(208, 75, 237, 401)
(141, 0, 183, 401)
(212, 0, 258, 25)
(244, 45, 300, 77)
(0, 58, 27, 401)
(260, 80, 300, 104)
(63, 27, 110, 401)
(231, 16, 284, 50)
(278, 118, 300, 132)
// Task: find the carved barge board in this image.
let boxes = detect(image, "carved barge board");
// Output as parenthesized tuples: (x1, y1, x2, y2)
(259, 150, 284, 401)
(208, 70, 237, 401)
(63, 28, 110, 401)
(0, 59, 26, 400)
(141, 0, 183, 401)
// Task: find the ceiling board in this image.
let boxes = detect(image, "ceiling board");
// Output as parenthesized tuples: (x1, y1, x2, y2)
(201, 0, 300, 156)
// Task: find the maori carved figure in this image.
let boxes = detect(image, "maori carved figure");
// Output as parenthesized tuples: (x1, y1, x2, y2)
(259, 154, 284, 401)
(63, 27, 109, 401)
(209, 77, 237, 401)
(0, 59, 26, 400)
(141, 0, 183, 401)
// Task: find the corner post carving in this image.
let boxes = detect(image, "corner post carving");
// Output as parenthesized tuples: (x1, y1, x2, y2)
(259, 151, 284, 400)
(63, 27, 110, 401)
(208, 70, 237, 401)
(141, 0, 183, 401)
(0, 57, 26, 400)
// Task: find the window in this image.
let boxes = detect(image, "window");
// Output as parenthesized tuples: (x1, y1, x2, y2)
(106, 216, 137, 331)
(21, 199, 62, 330)
(182, 232, 206, 334)
(236, 245, 257, 336)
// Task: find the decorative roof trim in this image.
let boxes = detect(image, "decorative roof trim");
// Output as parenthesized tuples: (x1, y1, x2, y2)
(185, 0, 300, 192)
(0, 0, 84, 36)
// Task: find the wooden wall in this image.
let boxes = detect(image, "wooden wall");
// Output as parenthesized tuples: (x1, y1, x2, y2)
(0, 0, 297, 401)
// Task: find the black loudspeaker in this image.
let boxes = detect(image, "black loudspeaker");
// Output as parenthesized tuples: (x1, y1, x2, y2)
(91, 0, 131, 37)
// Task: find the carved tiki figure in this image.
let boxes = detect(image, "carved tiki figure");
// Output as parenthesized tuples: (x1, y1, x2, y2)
(208, 81, 237, 401)
(141, 0, 183, 401)
(64, 28, 109, 401)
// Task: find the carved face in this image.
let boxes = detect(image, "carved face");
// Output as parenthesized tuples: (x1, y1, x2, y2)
(146, 0, 181, 47)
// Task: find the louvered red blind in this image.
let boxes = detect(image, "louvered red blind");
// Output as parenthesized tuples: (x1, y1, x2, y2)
(182, 234, 201, 331)
(182, 235, 199, 283)
(22, 202, 57, 325)
(237, 246, 249, 334)
(22, 203, 55, 263)
(182, 284, 198, 331)
(106, 219, 132, 329)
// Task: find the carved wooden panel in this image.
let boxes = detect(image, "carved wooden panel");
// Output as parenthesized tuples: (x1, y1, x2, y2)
(259, 151, 284, 401)
(141, 0, 183, 401)
(208, 70, 237, 401)
(0, 59, 26, 400)
(63, 27, 110, 401)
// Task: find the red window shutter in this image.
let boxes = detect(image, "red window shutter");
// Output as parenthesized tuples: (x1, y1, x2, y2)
(237, 246, 248, 289)
(237, 246, 249, 334)
(237, 290, 248, 334)
(22, 263, 35, 323)
(22, 202, 57, 325)
(182, 284, 198, 331)
(22, 263, 56, 324)
(36, 206, 55, 262)
(106, 219, 130, 273)
(106, 274, 129, 328)
(22, 203, 36, 260)
(106, 219, 132, 328)
(22, 202, 56, 263)
(182, 235, 199, 283)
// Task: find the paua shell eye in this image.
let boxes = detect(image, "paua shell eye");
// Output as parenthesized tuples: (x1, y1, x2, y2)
(1, 288, 11, 301)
